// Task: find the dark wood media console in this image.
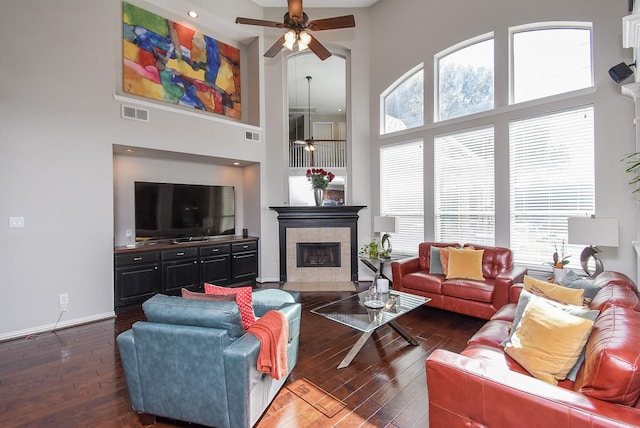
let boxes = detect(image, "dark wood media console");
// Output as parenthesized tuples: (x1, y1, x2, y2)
(113, 236, 258, 311)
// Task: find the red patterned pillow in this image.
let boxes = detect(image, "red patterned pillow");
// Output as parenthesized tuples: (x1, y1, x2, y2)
(204, 283, 255, 330)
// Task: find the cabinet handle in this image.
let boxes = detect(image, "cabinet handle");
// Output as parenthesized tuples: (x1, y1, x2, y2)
(242, 245, 249, 249)
(212, 249, 219, 253)
(133, 257, 143, 261)
(177, 252, 185, 256)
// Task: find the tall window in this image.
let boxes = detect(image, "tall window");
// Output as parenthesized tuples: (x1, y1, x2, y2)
(511, 24, 592, 103)
(380, 141, 424, 254)
(437, 36, 494, 121)
(381, 66, 424, 134)
(509, 106, 594, 267)
(434, 127, 495, 245)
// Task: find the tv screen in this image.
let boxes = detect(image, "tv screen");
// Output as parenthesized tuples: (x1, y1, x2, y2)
(135, 181, 235, 241)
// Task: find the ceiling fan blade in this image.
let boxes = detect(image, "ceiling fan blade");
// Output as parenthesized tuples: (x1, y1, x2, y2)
(264, 35, 286, 58)
(307, 35, 332, 61)
(287, 0, 303, 22)
(235, 17, 283, 28)
(307, 15, 356, 31)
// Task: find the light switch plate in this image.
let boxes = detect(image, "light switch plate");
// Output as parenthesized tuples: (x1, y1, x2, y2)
(9, 217, 24, 228)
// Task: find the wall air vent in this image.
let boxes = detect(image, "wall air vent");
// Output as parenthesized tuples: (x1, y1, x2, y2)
(122, 105, 149, 122)
(244, 130, 261, 142)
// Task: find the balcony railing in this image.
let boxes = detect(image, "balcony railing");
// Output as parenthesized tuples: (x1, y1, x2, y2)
(289, 140, 347, 168)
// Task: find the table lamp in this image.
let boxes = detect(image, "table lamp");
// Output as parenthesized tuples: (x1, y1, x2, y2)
(374, 216, 399, 257)
(567, 216, 619, 278)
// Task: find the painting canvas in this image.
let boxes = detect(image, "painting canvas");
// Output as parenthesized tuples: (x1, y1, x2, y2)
(123, 2, 241, 119)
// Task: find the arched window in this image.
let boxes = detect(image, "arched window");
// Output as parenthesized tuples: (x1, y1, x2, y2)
(511, 23, 593, 103)
(380, 65, 423, 135)
(436, 35, 494, 121)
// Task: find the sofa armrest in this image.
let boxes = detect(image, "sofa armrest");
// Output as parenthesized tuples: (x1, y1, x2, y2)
(426, 349, 640, 428)
(492, 265, 527, 310)
(116, 329, 144, 412)
(223, 302, 301, 428)
(391, 257, 420, 291)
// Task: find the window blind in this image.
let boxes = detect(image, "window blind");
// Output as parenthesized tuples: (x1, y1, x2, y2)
(434, 126, 495, 245)
(380, 141, 424, 255)
(509, 106, 594, 267)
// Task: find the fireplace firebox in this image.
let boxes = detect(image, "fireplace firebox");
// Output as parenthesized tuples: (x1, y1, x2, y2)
(297, 242, 341, 268)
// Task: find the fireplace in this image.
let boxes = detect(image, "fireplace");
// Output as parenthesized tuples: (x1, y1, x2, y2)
(270, 206, 366, 282)
(297, 242, 341, 268)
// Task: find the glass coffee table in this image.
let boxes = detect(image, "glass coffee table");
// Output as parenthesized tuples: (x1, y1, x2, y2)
(311, 290, 430, 368)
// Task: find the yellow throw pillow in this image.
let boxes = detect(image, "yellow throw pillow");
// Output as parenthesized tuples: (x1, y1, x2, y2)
(523, 275, 584, 306)
(446, 247, 485, 280)
(504, 297, 594, 385)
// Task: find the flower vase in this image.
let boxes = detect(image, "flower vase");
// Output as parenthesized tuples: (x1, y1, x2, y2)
(313, 187, 324, 206)
(553, 268, 567, 282)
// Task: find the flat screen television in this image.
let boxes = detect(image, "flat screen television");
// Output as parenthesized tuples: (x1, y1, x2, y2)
(134, 181, 235, 241)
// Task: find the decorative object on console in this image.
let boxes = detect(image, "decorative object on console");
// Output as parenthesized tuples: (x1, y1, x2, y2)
(306, 168, 335, 206)
(568, 216, 619, 278)
(608, 61, 635, 83)
(547, 241, 569, 281)
(373, 215, 399, 257)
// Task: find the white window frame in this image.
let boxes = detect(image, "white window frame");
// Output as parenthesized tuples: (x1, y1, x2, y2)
(509, 22, 593, 105)
(380, 63, 424, 135)
(434, 32, 494, 122)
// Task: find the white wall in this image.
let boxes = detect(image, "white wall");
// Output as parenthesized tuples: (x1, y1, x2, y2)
(368, 0, 638, 279)
(0, 0, 266, 339)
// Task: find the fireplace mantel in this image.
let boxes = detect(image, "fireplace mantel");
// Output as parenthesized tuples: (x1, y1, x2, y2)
(270, 206, 366, 282)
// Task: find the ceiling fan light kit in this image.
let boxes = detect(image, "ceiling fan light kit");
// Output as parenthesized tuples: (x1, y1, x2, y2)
(235, 0, 355, 60)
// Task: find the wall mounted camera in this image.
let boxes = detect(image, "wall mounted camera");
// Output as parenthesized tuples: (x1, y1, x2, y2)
(608, 62, 636, 83)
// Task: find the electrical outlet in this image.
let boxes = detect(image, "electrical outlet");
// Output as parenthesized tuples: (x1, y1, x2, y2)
(59, 293, 69, 312)
(125, 229, 132, 238)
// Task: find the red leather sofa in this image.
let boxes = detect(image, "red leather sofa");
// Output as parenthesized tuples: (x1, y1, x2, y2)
(426, 271, 640, 428)
(391, 242, 527, 320)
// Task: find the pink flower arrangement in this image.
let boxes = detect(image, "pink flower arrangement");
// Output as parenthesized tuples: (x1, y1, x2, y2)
(306, 168, 335, 190)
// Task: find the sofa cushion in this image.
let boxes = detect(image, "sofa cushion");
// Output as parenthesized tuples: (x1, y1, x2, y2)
(142, 294, 245, 341)
(523, 275, 584, 306)
(560, 270, 603, 300)
(589, 285, 640, 313)
(575, 306, 640, 406)
(464, 244, 513, 280)
(502, 290, 599, 381)
(182, 288, 237, 302)
(490, 303, 516, 321)
(402, 272, 444, 294)
(429, 246, 443, 274)
(504, 297, 595, 385)
(446, 248, 485, 280)
(442, 279, 494, 303)
(467, 319, 512, 349)
(205, 283, 256, 330)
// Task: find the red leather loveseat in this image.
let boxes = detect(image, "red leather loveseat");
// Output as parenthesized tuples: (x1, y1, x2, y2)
(426, 271, 640, 428)
(391, 242, 527, 320)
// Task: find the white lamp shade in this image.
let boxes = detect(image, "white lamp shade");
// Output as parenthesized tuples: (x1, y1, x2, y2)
(568, 217, 619, 247)
(373, 216, 399, 233)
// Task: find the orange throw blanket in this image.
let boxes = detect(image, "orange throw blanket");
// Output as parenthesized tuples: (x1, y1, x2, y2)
(247, 310, 289, 380)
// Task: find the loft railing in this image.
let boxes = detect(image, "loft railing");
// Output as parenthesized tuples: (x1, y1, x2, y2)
(289, 140, 347, 168)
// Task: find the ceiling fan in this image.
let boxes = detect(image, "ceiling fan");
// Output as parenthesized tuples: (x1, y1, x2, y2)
(235, 0, 355, 61)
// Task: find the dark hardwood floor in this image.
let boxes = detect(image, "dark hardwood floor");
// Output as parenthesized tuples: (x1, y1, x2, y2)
(0, 285, 484, 427)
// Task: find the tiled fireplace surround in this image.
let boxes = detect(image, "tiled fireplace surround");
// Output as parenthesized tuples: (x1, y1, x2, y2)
(270, 206, 366, 283)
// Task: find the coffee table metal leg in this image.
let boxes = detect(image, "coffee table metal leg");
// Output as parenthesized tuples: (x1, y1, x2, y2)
(388, 320, 419, 346)
(338, 331, 372, 369)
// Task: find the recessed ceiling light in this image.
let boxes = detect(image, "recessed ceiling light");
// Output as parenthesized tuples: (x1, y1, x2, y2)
(338, 108, 342, 112)
(233, 162, 240, 166)
(125, 148, 135, 153)
(188, 10, 198, 18)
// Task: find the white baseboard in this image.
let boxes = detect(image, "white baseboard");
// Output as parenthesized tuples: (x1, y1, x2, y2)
(0, 312, 116, 342)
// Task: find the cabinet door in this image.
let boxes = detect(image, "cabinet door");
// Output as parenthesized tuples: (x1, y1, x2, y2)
(162, 259, 199, 295)
(115, 263, 160, 309)
(200, 254, 231, 287)
(232, 251, 257, 283)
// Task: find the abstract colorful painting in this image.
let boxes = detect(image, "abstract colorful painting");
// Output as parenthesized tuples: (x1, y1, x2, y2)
(122, 2, 241, 119)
